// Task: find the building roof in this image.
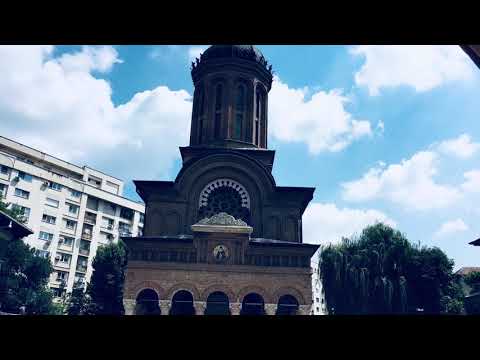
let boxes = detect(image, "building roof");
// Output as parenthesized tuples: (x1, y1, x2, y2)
(455, 267, 480, 275)
(201, 45, 265, 64)
(461, 45, 480, 69)
(469, 238, 480, 246)
(0, 210, 34, 239)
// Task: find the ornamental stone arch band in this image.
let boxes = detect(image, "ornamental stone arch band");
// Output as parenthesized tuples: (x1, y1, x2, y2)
(200, 284, 236, 302)
(165, 282, 201, 301)
(131, 281, 165, 300)
(273, 286, 307, 304)
(236, 285, 272, 303)
(198, 178, 250, 209)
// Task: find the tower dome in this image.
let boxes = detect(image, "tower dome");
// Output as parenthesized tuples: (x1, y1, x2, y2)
(201, 45, 266, 64)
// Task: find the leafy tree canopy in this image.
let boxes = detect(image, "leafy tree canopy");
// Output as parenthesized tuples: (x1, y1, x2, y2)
(319, 223, 464, 314)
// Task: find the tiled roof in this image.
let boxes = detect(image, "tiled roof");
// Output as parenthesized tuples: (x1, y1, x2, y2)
(455, 267, 480, 275)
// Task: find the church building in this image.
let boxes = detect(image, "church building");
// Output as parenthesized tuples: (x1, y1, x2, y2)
(122, 45, 319, 315)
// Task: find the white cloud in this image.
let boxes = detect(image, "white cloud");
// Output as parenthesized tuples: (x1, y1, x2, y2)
(341, 151, 462, 210)
(351, 45, 475, 96)
(58, 46, 123, 73)
(462, 170, 480, 193)
(268, 76, 373, 154)
(303, 203, 396, 245)
(437, 133, 480, 159)
(434, 219, 468, 238)
(188, 46, 208, 62)
(0, 45, 191, 182)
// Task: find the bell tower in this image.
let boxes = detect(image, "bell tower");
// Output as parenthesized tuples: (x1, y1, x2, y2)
(189, 45, 273, 149)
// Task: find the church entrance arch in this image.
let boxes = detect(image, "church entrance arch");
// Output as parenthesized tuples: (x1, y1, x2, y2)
(204, 291, 230, 315)
(169, 290, 196, 315)
(240, 293, 265, 315)
(275, 294, 299, 315)
(135, 289, 161, 315)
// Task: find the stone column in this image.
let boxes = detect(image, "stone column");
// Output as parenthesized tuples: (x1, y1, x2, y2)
(159, 300, 171, 316)
(265, 303, 277, 316)
(123, 299, 136, 315)
(194, 301, 207, 315)
(230, 302, 242, 315)
(298, 305, 311, 316)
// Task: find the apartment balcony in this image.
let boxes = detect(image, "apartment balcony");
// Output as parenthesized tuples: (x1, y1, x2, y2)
(54, 260, 71, 270)
(76, 265, 88, 273)
(79, 248, 90, 256)
(118, 229, 132, 237)
(100, 224, 115, 232)
(84, 214, 97, 225)
(81, 232, 92, 240)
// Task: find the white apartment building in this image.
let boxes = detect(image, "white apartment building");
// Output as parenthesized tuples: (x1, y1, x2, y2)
(0, 136, 145, 297)
(311, 263, 326, 315)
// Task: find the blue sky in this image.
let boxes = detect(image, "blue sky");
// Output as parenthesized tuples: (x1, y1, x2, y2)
(1, 45, 479, 269)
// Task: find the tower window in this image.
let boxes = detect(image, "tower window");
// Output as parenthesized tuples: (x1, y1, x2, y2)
(234, 85, 245, 140)
(255, 88, 262, 145)
(197, 88, 205, 144)
(214, 83, 223, 139)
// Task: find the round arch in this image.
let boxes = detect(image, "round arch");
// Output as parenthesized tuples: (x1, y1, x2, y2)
(240, 292, 265, 316)
(170, 290, 195, 315)
(165, 282, 201, 301)
(273, 286, 306, 305)
(135, 288, 161, 315)
(131, 281, 165, 300)
(200, 285, 236, 303)
(205, 291, 231, 315)
(237, 285, 272, 303)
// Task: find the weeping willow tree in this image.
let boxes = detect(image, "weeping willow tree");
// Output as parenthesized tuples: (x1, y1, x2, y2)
(319, 223, 460, 314)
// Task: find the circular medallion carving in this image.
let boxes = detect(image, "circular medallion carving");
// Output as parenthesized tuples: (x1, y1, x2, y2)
(213, 244, 229, 263)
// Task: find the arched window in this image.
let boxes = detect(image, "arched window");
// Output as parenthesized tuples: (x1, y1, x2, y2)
(276, 294, 299, 315)
(135, 289, 161, 315)
(214, 83, 223, 139)
(240, 293, 265, 315)
(169, 290, 195, 315)
(197, 87, 205, 144)
(255, 88, 262, 146)
(234, 85, 246, 140)
(205, 291, 230, 315)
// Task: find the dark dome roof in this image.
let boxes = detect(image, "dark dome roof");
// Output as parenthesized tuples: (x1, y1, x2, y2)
(201, 45, 266, 64)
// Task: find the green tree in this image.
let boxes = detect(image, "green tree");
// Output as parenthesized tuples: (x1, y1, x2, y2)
(86, 240, 128, 315)
(464, 271, 480, 293)
(319, 223, 464, 315)
(0, 239, 55, 314)
(66, 285, 90, 315)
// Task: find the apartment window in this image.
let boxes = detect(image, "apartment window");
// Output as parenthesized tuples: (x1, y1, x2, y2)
(59, 236, 74, 248)
(18, 171, 33, 182)
(0, 165, 9, 175)
(316, 307, 320, 312)
(64, 219, 77, 231)
(48, 181, 62, 191)
(42, 214, 56, 225)
(14, 188, 30, 199)
(56, 271, 68, 282)
(35, 249, 50, 259)
(0, 184, 7, 198)
(119, 207, 134, 221)
(118, 222, 131, 236)
(316, 297, 319, 303)
(45, 197, 59, 208)
(76, 257, 88, 272)
(52, 288, 66, 298)
(55, 252, 71, 266)
(139, 213, 145, 224)
(11, 204, 30, 221)
(101, 216, 114, 230)
(100, 231, 114, 243)
(67, 203, 79, 215)
(88, 176, 102, 188)
(86, 197, 99, 211)
(69, 189, 82, 199)
(79, 240, 90, 255)
(39, 231, 54, 241)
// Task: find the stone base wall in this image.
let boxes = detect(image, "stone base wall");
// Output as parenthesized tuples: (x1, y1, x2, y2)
(123, 260, 312, 315)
